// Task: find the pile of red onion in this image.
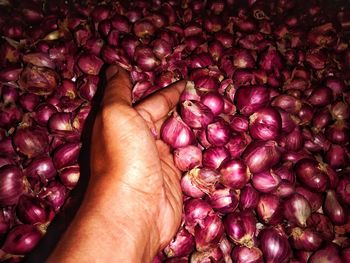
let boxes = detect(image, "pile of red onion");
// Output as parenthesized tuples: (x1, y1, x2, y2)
(0, 0, 350, 262)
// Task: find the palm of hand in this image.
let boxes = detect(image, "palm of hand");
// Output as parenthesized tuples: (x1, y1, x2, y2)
(91, 67, 185, 250)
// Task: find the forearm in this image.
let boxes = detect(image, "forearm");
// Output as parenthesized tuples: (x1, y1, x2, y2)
(48, 175, 158, 263)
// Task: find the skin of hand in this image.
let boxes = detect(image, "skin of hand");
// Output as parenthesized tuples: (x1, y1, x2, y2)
(48, 65, 185, 263)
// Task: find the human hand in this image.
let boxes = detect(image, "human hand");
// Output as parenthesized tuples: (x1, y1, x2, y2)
(89, 66, 185, 260)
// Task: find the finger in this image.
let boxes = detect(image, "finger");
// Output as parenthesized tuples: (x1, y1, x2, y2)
(102, 65, 132, 107)
(135, 80, 186, 123)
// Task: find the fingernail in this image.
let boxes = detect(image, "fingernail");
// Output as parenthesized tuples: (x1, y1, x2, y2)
(105, 65, 119, 81)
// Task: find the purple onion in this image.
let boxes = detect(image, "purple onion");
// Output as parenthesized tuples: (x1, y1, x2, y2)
(224, 211, 256, 247)
(283, 193, 312, 227)
(16, 195, 53, 224)
(258, 227, 292, 263)
(12, 127, 49, 158)
(207, 188, 239, 214)
(0, 165, 26, 206)
(58, 165, 80, 189)
(202, 146, 230, 170)
(174, 145, 202, 172)
(180, 101, 214, 129)
(252, 169, 281, 193)
(231, 246, 263, 263)
(220, 159, 251, 189)
(234, 85, 269, 116)
(242, 140, 281, 174)
(194, 213, 224, 251)
(249, 107, 282, 141)
(206, 119, 231, 146)
(240, 184, 260, 210)
(52, 142, 81, 170)
(323, 190, 346, 225)
(164, 227, 194, 258)
(39, 181, 67, 212)
(256, 194, 282, 225)
(2, 224, 42, 255)
(161, 112, 195, 149)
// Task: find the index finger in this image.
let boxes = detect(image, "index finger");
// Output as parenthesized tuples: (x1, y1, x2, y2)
(102, 65, 132, 107)
(135, 80, 186, 122)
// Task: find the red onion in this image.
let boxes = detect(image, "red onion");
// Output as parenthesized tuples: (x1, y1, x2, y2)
(224, 211, 256, 247)
(220, 159, 250, 189)
(230, 115, 249, 133)
(231, 246, 263, 263)
(52, 142, 81, 170)
(242, 140, 281, 174)
(272, 95, 301, 114)
(290, 227, 322, 251)
(1, 224, 42, 255)
(180, 100, 214, 129)
(161, 112, 195, 149)
(164, 227, 194, 258)
(77, 53, 103, 75)
(295, 186, 323, 212)
(308, 243, 342, 263)
(181, 173, 205, 198)
(234, 85, 269, 116)
(256, 194, 282, 225)
(258, 227, 291, 263)
(33, 103, 57, 126)
(38, 181, 67, 212)
(0, 165, 26, 206)
(239, 184, 260, 210)
(295, 158, 329, 191)
(252, 170, 281, 193)
(206, 119, 231, 146)
(207, 188, 239, 214)
(134, 45, 159, 71)
(194, 213, 224, 251)
(336, 176, 350, 205)
(18, 65, 59, 95)
(13, 127, 49, 158)
(174, 145, 202, 172)
(202, 146, 230, 170)
(225, 133, 249, 159)
(307, 86, 333, 107)
(279, 126, 303, 151)
(307, 213, 335, 242)
(58, 165, 80, 189)
(24, 155, 56, 183)
(16, 195, 53, 224)
(190, 247, 223, 263)
(325, 121, 349, 144)
(323, 190, 346, 225)
(184, 199, 212, 234)
(200, 92, 224, 116)
(249, 107, 282, 141)
(283, 193, 311, 227)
